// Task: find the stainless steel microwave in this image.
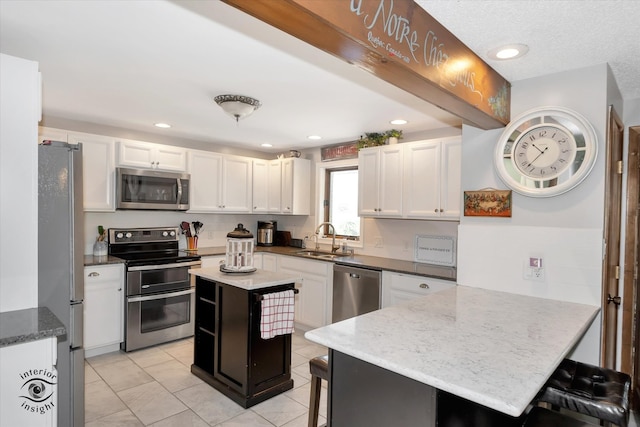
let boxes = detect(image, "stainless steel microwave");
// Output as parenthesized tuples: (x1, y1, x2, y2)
(116, 167, 190, 211)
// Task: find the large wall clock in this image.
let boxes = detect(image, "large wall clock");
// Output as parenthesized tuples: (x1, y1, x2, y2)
(494, 106, 598, 197)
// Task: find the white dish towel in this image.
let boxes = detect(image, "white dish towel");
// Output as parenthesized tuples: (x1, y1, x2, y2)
(260, 290, 295, 339)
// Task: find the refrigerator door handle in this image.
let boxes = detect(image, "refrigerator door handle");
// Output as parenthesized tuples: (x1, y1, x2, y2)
(70, 303, 84, 348)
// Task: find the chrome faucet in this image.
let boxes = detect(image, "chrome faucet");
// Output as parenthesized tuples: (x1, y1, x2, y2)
(315, 222, 340, 253)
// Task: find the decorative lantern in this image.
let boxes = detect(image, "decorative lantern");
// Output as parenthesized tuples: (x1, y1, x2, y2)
(223, 223, 255, 272)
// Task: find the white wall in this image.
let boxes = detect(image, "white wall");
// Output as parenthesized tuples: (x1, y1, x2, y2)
(457, 64, 615, 365)
(0, 54, 40, 312)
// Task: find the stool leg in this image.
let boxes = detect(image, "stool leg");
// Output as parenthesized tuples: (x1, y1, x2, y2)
(308, 375, 322, 427)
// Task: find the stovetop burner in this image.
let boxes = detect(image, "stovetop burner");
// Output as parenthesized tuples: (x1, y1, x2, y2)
(108, 227, 201, 266)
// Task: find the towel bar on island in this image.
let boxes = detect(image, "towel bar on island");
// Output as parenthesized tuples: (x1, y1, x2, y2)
(255, 289, 298, 302)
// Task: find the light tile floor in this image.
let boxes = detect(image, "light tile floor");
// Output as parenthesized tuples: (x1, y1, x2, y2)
(85, 333, 640, 427)
(85, 332, 327, 426)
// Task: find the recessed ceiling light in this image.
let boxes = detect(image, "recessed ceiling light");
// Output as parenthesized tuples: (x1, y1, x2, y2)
(390, 119, 408, 125)
(154, 123, 171, 128)
(487, 44, 529, 60)
(307, 135, 322, 140)
(261, 143, 273, 148)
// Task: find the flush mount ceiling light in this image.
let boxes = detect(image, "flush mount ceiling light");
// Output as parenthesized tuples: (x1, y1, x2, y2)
(390, 119, 408, 125)
(154, 122, 171, 128)
(307, 135, 322, 140)
(214, 94, 261, 122)
(487, 44, 529, 60)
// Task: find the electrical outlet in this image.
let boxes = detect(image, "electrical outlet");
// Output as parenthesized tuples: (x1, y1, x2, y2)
(523, 257, 545, 281)
(207, 231, 214, 239)
(402, 240, 409, 252)
(374, 237, 384, 248)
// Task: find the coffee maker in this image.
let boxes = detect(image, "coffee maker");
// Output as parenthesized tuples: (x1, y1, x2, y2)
(257, 221, 277, 246)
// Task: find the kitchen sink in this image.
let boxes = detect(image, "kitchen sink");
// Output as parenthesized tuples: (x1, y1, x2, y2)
(295, 250, 341, 260)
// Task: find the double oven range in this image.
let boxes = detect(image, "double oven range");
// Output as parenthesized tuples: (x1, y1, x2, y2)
(109, 227, 202, 352)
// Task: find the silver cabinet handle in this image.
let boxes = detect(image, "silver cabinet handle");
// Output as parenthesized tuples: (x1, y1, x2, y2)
(419, 283, 429, 289)
(88, 272, 99, 277)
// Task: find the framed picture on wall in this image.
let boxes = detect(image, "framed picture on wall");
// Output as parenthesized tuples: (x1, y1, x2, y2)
(463, 189, 512, 217)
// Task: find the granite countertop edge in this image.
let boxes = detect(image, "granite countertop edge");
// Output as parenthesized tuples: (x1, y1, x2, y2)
(192, 246, 457, 281)
(0, 307, 66, 347)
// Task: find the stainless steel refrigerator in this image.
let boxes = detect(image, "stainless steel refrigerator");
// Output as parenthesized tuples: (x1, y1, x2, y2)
(38, 140, 85, 426)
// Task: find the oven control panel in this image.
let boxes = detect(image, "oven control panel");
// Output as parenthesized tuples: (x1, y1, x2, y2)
(108, 227, 179, 244)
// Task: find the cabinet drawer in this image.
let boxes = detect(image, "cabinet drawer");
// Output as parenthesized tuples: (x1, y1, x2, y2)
(388, 273, 455, 295)
(278, 255, 329, 276)
(85, 264, 123, 283)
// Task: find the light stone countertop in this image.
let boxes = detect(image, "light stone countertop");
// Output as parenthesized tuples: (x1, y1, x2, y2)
(190, 267, 300, 290)
(0, 307, 66, 347)
(304, 285, 599, 417)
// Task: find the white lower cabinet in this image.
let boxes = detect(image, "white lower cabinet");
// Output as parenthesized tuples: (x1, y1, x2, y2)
(277, 255, 331, 330)
(83, 264, 124, 357)
(0, 338, 58, 427)
(261, 253, 278, 272)
(381, 271, 455, 308)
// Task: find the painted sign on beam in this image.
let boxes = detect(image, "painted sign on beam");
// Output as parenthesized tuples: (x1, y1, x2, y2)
(223, 0, 510, 129)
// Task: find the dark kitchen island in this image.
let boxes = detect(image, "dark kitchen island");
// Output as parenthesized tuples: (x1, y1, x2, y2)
(189, 268, 300, 408)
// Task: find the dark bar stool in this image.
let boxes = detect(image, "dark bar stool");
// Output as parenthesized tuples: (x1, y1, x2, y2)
(308, 355, 328, 427)
(524, 407, 598, 427)
(538, 358, 630, 427)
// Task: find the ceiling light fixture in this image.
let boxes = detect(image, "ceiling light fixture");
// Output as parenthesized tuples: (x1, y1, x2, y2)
(214, 94, 261, 122)
(487, 44, 529, 60)
(307, 135, 322, 140)
(154, 122, 171, 128)
(390, 119, 408, 125)
(261, 143, 273, 148)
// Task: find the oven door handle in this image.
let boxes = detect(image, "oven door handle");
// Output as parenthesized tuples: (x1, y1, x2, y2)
(128, 260, 202, 272)
(128, 288, 194, 303)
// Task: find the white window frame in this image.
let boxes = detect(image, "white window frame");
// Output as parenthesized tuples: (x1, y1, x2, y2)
(315, 158, 364, 249)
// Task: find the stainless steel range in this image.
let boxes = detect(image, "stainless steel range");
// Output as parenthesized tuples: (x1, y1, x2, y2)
(108, 227, 201, 352)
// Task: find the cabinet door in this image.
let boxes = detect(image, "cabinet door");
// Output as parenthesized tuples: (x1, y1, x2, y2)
(222, 156, 252, 213)
(358, 148, 380, 216)
(378, 145, 403, 216)
(281, 159, 294, 214)
(268, 160, 282, 213)
(154, 145, 186, 171)
(187, 150, 223, 212)
(70, 133, 116, 212)
(278, 256, 329, 329)
(440, 138, 462, 219)
(0, 338, 57, 427)
(252, 159, 269, 213)
(403, 140, 440, 218)
(382, 271, 455, 308)
(117, 139, 155, 168)
(84, 265, 124, 352)
(201, 256, 225, 269)
(262, 254, 278, 272)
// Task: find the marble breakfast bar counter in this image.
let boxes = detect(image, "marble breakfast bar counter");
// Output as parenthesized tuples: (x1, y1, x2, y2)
(304, 285, 600, 425)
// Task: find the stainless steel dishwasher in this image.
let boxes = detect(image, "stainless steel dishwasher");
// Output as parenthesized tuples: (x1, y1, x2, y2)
(332, 264, 381, 323)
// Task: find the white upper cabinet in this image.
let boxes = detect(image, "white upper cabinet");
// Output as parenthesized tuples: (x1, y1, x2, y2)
(117, 138, 186, 171)
(188, 150, 223, 212)
(403, 138, 461, 219)
(39, 127, 116, 212)
(69, 132, 116, 212)
(252, 157, 310, 215)
(252, 159, 270, 213)
(280, 158, 310, 215)
(222, 155, 253, 213)
(187, 150, 252, 213)
(268, 160, 283, 213)
(359, 138, 461, 220)
(358, 145, 404, 217)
